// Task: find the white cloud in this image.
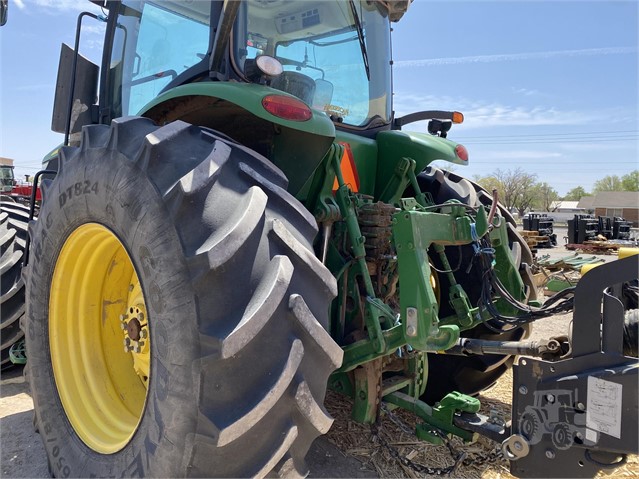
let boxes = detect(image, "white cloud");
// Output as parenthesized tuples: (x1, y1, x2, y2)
(13, 0, 25, 10)
(555, 141, 638, 152)
(21, 0, 103, 14)
(470, 150, 563, 161)
(82, 24, 106, 35)
(511, 87, 542, 97)
(394, 47, 637, 68)
(393, 93, 601, 129)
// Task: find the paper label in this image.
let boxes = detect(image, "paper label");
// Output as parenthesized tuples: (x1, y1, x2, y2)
(586, 376, 622, 439)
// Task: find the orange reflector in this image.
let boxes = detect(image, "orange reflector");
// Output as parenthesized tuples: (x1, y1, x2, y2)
(332, 142, 360, 192)
(452, 111, 464, 124)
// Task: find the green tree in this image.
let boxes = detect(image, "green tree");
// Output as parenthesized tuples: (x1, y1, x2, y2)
(563, 186, 589, 201)
(593, 174, 623, 193)
(534, 182, 560, 211)
(511, 171, 538, 217)
(474, 168, 539, 216)
(473, 174, 505, 204)
(621, 170, 639, 191)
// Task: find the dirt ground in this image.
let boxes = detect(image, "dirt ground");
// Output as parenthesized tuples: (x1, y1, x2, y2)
(2, 240, 636, 478)
(6, 312, 635, 479)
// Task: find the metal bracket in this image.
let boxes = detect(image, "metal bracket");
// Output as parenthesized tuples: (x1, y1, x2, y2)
(384, 391, 479, 444)
(392, 206, 490, 351)
(510, 256, 639, 478)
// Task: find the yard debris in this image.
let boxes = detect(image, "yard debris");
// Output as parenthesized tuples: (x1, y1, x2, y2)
(521, 230, 553, 250)
(566, 239, 637, 255)
(536, 252, 604, 271)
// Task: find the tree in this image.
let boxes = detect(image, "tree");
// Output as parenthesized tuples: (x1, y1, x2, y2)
(473, 174, 505, 203)
(621, 170, 639, 191)
(534, 182, 560, 212)
(511, 171, 538, 217)
(593, 174, 623, 193)
(474, 168, 538, 216)
(563, 186, 589, 201)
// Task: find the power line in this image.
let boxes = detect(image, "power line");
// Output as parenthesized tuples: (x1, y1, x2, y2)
(454, 129, 639, 139)
(458, 137, 638, 145)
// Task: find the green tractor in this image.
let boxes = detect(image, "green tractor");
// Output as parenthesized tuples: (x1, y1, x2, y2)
(17, 0, 637, 477)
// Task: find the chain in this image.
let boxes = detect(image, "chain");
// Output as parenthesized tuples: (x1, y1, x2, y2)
(461, 444, 504, 469)
(373, 403, 505, 476)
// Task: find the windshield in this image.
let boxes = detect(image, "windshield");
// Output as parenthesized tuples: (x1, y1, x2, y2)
(110, 0, 211, 117)
(0, 166, 14, 185)
(233, 0, 391, 127)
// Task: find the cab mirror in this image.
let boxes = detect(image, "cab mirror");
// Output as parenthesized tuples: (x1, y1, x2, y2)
(313, 79, 334, 111)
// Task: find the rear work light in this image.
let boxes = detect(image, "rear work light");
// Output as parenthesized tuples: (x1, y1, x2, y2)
(455, 144, 469, 162)
(262, 95, 312, 122)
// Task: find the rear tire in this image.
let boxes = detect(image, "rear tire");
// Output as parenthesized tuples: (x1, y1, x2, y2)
(25, 117, 342, 477)
(1, 201, 29, 369)
(410, 167, 533, 402)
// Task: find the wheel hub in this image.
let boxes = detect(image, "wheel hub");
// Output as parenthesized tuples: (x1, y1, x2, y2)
(121, 299, 150, 384)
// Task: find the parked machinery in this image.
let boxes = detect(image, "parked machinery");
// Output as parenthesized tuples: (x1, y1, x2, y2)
(568, 214, 633, 244)
(523, 213, 557, 248)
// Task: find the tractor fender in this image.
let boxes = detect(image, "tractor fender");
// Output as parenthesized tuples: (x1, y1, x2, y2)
(139, 83, 336, 196)
(374, 130, 467, 202)
(140, 82, 335, 137)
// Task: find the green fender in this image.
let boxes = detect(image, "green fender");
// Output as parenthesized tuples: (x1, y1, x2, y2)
(375, 130, 467, 203)
(139, 82, 336, 196)
(139, 82, 335, 137)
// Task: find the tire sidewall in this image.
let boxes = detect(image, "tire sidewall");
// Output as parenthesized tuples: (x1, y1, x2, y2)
(26, 146, 199, 478)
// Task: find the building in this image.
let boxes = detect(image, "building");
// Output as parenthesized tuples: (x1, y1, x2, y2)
(527, 201, 588, 223)
(578, 191, 639, 227)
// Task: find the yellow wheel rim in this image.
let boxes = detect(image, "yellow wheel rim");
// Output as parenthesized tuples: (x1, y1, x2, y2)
(50, 223, 150, 454)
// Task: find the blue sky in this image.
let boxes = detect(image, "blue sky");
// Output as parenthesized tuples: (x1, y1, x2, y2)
(1, 0, 637, 196)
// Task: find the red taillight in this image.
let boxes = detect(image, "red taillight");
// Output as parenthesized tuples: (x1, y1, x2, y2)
(262, 95, 312, 122)
(455, 144, 468, 162)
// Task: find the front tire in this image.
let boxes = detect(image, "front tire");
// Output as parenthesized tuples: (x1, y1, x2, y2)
(25, 117, 342, 477)
(411, 167, 534, 402)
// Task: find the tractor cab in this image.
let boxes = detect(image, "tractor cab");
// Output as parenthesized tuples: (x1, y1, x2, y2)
(61, 0, 403, 143)
(230, 1, 392, 128)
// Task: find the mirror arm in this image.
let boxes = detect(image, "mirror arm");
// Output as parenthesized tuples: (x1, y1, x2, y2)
(65, 11, 101, 146)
